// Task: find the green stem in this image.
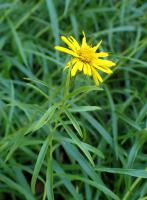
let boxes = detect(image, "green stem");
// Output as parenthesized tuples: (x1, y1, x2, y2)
(64, 68, 71, 97)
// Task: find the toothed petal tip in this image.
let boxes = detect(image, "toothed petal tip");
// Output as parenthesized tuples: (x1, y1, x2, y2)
(111, 62, 116, 66)
(82, 31, 85, 36)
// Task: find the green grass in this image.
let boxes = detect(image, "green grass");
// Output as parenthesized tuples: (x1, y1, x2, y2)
(0, 0, 147, 200)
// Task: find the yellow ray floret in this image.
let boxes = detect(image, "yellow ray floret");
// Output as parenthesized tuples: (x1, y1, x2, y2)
(55, 32, 116, 85)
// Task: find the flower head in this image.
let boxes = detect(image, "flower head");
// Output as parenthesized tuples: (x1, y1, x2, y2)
(55, 32, 116, 85)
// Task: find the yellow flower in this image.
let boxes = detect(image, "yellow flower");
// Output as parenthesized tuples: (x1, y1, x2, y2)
(55, 32, 116, 85)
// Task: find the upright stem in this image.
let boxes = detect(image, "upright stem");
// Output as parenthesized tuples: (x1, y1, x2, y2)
(64, 67, 71, 98)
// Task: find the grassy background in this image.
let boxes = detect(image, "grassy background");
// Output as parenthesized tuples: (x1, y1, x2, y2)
(0, 0, 147, 199)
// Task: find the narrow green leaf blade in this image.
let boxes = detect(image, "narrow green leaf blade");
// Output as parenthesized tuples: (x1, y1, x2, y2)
(31, 137, 49, 194)
(64, 109, 83, 138)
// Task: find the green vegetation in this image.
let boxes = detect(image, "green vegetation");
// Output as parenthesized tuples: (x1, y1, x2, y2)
(0, 0, 147, 199)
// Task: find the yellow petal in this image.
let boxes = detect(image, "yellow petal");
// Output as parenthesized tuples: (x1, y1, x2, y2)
(91, 67, 103, 85)
(64, 58, 77, 69)
(95, 59, 116, 67)
(71, 63, 79, 76)
(94, 65, 112, 74)
(82, 31, 87, 47)
(83, 64, 87, 75)
(61, 36, 76, 51)
(87, 64, 92, 76)
(69, 60, 83, 72)
(93, 40, 102, 51)
(55, 46, 78, 57)
(96, 52, 109, 57)
(69, 36, 80, 49)
(91, 68, 99, 85)
(77, 61, 83, 71)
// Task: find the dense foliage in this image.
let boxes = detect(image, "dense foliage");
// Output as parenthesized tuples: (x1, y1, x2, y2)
(0, 0, 147, 200)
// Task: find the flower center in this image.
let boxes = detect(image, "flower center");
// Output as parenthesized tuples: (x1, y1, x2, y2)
(77, 47, 95, 64)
